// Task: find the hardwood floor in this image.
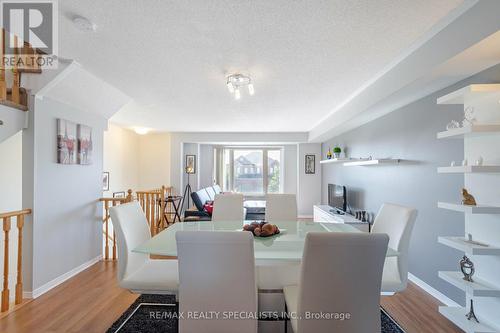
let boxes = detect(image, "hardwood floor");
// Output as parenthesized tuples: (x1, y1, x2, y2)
(0, 261, 462, 333)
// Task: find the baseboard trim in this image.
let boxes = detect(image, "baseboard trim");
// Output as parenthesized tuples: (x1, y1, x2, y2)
(408, 272, 459, 307)
(27, 255, 103, 299)
(298, 215, 313, 219)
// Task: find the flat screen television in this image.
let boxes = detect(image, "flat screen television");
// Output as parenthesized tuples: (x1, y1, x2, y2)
(328, 184, 347, 213)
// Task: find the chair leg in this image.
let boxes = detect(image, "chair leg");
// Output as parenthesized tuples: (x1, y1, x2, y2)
(284, 302, 288, 333)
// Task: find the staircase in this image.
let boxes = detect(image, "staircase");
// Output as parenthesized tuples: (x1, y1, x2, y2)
(0, 29, 43, 143)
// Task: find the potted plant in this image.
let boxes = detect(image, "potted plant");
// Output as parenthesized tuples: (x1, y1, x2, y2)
(333, 146, 342, 159)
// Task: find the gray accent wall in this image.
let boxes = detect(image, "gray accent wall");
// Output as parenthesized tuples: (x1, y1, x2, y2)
(321, 64, 500, 304)
(23, 96, 106, 292)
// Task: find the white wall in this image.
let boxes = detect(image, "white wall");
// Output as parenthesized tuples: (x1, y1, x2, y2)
(170, 132, 309, 194)
(199, 144, 215, 189)
(139, 133, 171, 190)
(297, 143, 322, 217)
(103, 125, 171, 193)
(23, 96, 107, 294)
(103, 124, 140, 195)
(0, 131, 22, 300)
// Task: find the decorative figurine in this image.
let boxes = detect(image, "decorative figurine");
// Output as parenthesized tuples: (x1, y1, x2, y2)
(462, 159, 468, 166)
(327, 148, 332, 160)
(476, 156, 483, 166)
(462, 107, 477, 127)
(462, 188, 477, 206)
(465, 299, 479, 323)
(459, 255, 475, 282)
(450, 161, 456, 167)
(446, 120, 460, 131)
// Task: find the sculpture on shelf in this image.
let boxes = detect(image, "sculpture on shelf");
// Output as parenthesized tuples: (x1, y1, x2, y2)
(462, 188, 477, 206)
(462, 106, 477, 127)
(476, 156, 484, 166)
(465, 299, 479, 323)
(459, 255, 475, 282)
(446, 120, 460, 131)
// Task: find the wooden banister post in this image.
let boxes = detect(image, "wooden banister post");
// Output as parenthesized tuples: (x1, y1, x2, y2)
(160, 185, 166, 230)
(15, 214, 24, 304)
(112, 201, 117, 261)
(2, 217, 11, 312)
(104, 201, 109, 260)
(126, 189, 133, 203)
(12, 35, 20, 104)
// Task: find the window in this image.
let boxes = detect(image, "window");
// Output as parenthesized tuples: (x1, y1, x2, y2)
(220, 148, 283, 195)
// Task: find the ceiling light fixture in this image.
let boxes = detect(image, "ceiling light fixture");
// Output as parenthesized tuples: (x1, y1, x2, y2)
(73, 15, 97, 32)
(226, 74, 254, 100)
(134, 127, 150, 135)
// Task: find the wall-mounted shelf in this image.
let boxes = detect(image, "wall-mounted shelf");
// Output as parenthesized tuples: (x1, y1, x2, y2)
(438, 202, 500, 214)
(319, 158, 359, 165)
(439, 271, 500, 298)
(437, 84, 500, 105)
(438, 236, 500, 256)
(343, 159, 400, 166)
(439, 306, 497, 333)
(437, 125, 500, 139)
(438, 166, 500, 174)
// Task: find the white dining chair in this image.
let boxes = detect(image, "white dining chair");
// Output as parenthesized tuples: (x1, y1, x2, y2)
(110, 202, 178, 295)
(212, 193, 245, 222)
(265, 193, 297, 222)
(371, 203, 417, 294)
(176, 231, 258, 333)
(283, 232, 388, 333)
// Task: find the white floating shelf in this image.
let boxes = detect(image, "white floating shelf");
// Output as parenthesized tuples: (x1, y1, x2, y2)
(439, 306, 497, 333)
(438, 202, 500, 214)
(439, 271, 500, 298)
(438, 166, 500, 174)
(319, 158, 359, 165)
(438, 237, 500, 256)
(437, 125, 500, 139)
(437, 84, 500, 105)
(343, 159, 400, 166)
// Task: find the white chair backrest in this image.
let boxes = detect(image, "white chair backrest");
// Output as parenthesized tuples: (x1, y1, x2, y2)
(372, 203, 417, 284)
(265, 193, 297, 222)
(212, 193, 244, 222)
(297, 232, 388, 333)
(176, 231, 257, 333)
(109, 202, 151, 282)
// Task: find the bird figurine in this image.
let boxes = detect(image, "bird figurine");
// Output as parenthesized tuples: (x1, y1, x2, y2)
(462, 188, 477, 206)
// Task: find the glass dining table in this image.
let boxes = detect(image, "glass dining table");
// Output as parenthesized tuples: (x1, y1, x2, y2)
(134, 221, 399, 264)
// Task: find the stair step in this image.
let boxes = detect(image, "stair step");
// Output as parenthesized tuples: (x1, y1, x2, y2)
(18, 68, 42, 74)
(1, 88, 28, 111)
(0, 99, 28, 111)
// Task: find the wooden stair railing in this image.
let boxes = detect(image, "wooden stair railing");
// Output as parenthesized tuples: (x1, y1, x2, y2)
(136, 185, 173, 236)
(0, 209, 31, 313)
(99, 190, 133, 261)
(0, 28, 43, 111)
(99, 186, 175, 261)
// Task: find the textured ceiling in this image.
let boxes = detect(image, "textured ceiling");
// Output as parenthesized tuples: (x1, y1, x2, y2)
(58, 0, 464, 132)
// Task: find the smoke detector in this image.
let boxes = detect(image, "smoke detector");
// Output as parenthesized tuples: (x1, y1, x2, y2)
(73, 16, 97, 32)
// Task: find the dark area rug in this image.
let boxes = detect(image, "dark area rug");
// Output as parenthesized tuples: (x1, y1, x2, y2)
(108, 294, 405, 333)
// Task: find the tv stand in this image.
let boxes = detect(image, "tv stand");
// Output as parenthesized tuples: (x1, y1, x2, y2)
(314, 205, 369, 232)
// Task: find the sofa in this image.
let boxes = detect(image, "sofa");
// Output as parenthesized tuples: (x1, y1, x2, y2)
(184, 185, 222, 220)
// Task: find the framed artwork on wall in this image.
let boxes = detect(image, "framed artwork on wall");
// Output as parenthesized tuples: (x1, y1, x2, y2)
(186, 155, 196, 174)
(102, 172, 110, 191)
(77, 124, 93, 165)
(113, 191, 126, 198)
(57, 119, 77, 164)
(305, 154, 315, 174)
